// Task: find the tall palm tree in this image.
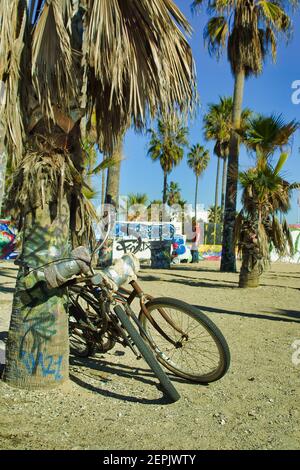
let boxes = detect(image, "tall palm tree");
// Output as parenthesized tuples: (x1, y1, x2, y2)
(148, 115, 188, 204)
(1, 0, 196, 390)
(192, 0, 297, 272)
(203, 96, 251, 221)
(235, 114, 299, 287)
(187, 144, 210, 222)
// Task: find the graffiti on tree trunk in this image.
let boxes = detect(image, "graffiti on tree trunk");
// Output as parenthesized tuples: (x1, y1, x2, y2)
(20, 350, 63, 380)
(17, 289, 65, 380)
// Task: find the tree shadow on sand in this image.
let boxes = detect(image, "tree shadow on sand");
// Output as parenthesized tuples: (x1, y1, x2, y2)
(160, 277, 238, 289)
(194, 304, 300, 323)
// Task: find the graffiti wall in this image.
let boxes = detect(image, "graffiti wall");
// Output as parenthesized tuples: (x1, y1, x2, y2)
(198, 245, 222, 261)
(270, 227, 300, 264)
(0, 219, 16, 259)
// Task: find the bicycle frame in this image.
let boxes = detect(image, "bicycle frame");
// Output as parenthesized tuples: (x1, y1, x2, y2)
(115, 281, 188, 347)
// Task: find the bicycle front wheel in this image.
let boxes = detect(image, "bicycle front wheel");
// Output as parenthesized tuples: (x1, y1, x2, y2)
(139, 297, 230, 383)
(113, 305, 180, 403)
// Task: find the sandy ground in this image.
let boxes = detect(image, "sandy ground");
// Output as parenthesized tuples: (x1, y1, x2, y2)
(0, 260, 299, 450)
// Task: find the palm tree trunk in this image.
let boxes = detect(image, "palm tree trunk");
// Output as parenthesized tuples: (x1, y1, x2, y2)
(0, 119, 7, 216)
(221, 69, 245, 272)
(101, 158, 106, 206)
(4, 201, 71, 389)
(214, 157, 221, 244)
(105, 140, 123, 205)
(195, 174, 199, 223)
(163, 172, 168, 204)
(221, 156, 227, 218)
(239, 255, 260, 288)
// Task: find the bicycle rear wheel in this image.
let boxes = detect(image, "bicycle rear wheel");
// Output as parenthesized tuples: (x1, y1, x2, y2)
(68, 289, 115, 356)
(68, 298, 97, 358)
(139, 297, 230, 383)
(113, 305, 180, 403)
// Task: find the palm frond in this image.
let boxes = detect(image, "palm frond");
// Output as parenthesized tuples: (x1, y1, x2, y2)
(204, 16, 228, 58)
(91, 155, 123, 175)
(0, 1, 27, 162)
(86, 0, 196, 154)
(31, 0, 76, 122)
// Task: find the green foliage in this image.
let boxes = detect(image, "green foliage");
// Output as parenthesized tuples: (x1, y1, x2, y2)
(192, 0, 297, 78)
(148, 115, 189, 175)
(127, 193, 149, 206)
(187, 144, 210, 177)
(203, 96, 252, 158)
(236, 113, 300, 274)
(208, 205, 223, 224)
(166, 181, 182, 206)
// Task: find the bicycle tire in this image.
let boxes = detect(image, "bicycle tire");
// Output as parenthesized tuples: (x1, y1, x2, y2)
(113, 305, 180, 403)
(68, 302, 97, 358)
(139, 297, 230, 383)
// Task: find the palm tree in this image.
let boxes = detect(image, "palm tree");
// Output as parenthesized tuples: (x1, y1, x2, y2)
(148, 115, 188, 204)
(127, 193, 148, 221)
(235, 114, 299, 287)
(166, 181, 182, 206)
(1, 0, 196, 390)
(187, 144, 210, 222)
(203, 97, 252, 221)
(208, 205, 222, 224)
(192, 0, 297, 273)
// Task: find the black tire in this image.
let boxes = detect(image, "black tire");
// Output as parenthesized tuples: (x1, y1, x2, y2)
(139, 297, 230, 383)
(113, 305, 180, 403)
(68, 303, 97, 358)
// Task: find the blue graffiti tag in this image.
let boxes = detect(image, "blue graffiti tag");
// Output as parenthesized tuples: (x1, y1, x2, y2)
(20, 350, 63, 381)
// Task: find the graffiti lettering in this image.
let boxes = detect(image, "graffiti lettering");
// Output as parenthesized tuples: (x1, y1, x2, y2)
(116, 239, 151, 254)
(20, 350, 63, 380)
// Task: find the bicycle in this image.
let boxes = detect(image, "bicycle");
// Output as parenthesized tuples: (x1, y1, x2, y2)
(68, 258, 230, 385)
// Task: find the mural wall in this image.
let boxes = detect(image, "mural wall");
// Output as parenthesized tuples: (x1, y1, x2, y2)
(270, 227, 300, 264)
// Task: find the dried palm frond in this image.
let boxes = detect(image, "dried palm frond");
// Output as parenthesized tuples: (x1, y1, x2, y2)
(270, 216, 285, 256)
(85, 0, 196, 154)
(5, 145, 98, 241)
(0, 0, 27, 162)
(31, 0, 77, 122)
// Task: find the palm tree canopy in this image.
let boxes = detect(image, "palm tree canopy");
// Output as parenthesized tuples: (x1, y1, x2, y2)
(0, 0, 196, 160)
(237, 158, 299, 260)
(192, 0, 297, 77)
(148, 115, 189, 174)
(203, 96, 252, 158)
(239, 164, 297, 216)
(187, 144, 210, 177)
(208, 205, 222, 223)
(239, 114, 299, 213)
(241, 113, 299, 160)
(127, 193, 148, 207)
(166, 181, 182, 205)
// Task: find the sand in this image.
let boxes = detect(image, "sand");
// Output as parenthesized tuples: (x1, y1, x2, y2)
(0, 260, 299, 450)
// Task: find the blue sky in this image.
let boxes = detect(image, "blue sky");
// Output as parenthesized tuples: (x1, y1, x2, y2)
(98, 1, 300, 223)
